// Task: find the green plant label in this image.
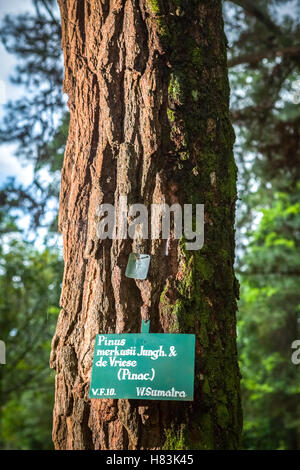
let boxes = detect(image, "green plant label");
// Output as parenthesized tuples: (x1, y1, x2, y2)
(89, 333, 195, 401)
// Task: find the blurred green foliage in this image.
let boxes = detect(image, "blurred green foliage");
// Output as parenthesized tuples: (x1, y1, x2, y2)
(238, 190, 300, 449)
(0, 229, 63, 449)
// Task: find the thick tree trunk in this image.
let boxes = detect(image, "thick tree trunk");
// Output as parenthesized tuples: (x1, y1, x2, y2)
(51, 0, 242, 450)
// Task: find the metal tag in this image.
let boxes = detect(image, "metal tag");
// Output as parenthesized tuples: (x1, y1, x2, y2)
(125, 253, 150, 280)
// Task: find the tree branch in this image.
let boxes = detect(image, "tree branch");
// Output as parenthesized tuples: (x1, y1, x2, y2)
(228, 45, 300, 67)
(228, 0, 283, 39)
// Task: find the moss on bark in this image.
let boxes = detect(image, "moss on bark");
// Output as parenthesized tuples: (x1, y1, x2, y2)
(151, 0, 242, 449)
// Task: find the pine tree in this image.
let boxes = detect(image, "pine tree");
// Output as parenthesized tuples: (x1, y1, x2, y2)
(50, 0, 242, 450)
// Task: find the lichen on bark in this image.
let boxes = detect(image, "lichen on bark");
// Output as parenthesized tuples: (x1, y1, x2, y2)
(51, 0, 242, 450)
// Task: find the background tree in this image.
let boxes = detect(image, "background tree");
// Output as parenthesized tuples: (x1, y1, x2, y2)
(0, 0, 66, 230)
(0, 0, 64, 450)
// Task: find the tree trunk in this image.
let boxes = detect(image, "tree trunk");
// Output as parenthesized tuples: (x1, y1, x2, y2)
(51, 0, 242, 450)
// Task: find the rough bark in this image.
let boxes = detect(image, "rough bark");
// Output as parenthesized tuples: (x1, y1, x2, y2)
(51, 0, 242, 450)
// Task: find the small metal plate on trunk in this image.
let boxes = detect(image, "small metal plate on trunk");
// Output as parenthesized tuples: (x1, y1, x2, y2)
(125, 253, 150, 280)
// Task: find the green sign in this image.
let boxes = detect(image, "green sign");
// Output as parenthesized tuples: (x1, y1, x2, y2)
(89, 333, 195, 401)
